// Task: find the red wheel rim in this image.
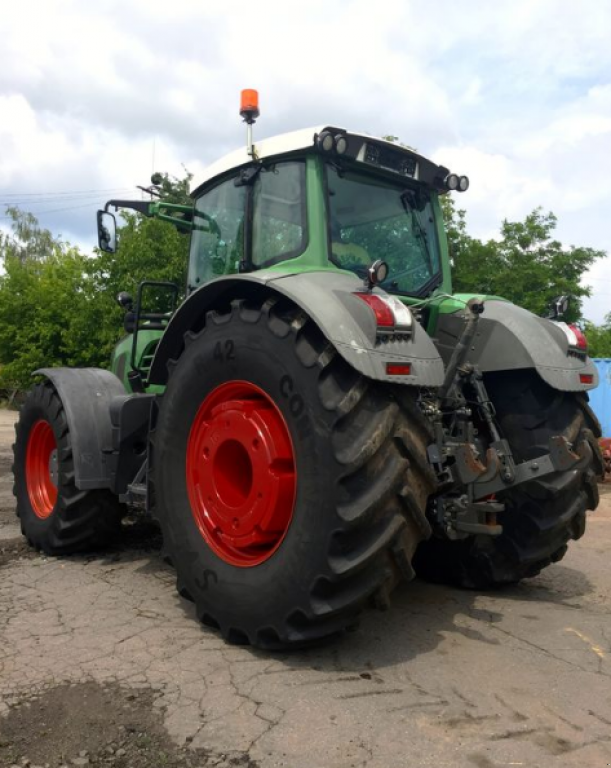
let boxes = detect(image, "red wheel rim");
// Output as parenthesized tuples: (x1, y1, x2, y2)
(186, 381, 297, 567)
(25, 419, 58, 519)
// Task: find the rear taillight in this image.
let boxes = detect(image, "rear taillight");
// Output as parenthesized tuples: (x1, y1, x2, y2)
(386, 363, 412, 376)
(354, 293, 394, 327)
(568, 324, 588, 350)
(555, 321, 588, 352)
(354, 292, 413, 333)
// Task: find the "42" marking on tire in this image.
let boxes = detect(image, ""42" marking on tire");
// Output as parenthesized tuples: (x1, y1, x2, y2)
(213, 340, 235, 362)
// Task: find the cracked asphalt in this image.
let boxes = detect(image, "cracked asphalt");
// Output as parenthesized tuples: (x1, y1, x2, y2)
(1, 408, 610, 767)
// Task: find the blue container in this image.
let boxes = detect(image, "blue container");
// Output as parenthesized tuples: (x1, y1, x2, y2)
(589, 359, 611, 439)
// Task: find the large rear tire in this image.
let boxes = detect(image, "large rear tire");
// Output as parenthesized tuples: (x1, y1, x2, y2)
(12, 382, 124, 555)
(153, 297, 436, 648)
(414, 371, 603, 588)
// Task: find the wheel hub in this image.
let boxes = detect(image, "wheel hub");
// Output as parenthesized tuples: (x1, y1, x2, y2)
(186, 381, 296, 567)
(25, 419, 58, 519)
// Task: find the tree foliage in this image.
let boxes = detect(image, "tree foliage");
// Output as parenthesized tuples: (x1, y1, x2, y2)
(442, 196, 605, 323)
(0, 209, 110, 387)
(0, 172, 192, 390)
(0, 207, 58, 263)
(584, 315, 611, 358)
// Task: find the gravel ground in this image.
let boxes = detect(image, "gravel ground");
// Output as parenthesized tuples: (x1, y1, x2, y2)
(1, 408, 610, 768)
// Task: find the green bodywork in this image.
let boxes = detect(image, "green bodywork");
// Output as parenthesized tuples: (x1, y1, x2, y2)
(109, 150, 507, 393)
(111, 329, 165, 394)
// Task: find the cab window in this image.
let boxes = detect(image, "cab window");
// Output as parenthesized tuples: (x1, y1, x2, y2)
(252, 162, 307, 268)
(188, 177, 246, 290)
(326, 163, 441, 296)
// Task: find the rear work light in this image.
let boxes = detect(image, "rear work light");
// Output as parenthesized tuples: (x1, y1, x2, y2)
(354, 292, 413, 334)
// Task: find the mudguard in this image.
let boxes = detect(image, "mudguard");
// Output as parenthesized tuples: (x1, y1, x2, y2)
(148, 271, 445, 387)
(435, 300, 599, 392)
(34, 368, 126, 490)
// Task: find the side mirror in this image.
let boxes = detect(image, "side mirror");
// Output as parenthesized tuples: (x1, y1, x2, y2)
(97, 210, 117, 253)
(547, 295, 570, 320)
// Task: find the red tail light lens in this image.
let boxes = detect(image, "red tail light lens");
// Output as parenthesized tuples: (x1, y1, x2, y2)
(386, 363, 412, 376)
(354, 292, 413, 331)
(554, 321, 589, 352)
(354, 293, 395, 327)
(568, 324, 588, 350)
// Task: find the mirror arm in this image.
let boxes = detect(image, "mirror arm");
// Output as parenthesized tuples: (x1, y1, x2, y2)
(105, 199, 153, 216)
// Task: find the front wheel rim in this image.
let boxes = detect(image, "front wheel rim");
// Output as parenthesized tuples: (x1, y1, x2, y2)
(25, 419, 58, 519)
(186, 381, 297, 567)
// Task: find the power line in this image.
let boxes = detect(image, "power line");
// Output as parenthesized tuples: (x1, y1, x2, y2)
(0, 187, 136, 198)
(1, 191, 135, 207)
(0, 200, 111, 219)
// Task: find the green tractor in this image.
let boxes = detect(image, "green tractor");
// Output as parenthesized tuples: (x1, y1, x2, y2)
(13, 91, 603, 648)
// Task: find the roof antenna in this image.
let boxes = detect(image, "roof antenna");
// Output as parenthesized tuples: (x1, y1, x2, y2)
(240, 89, 260, 158)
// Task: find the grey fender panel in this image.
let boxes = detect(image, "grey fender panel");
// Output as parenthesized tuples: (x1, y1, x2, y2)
(35, 368, 126, 490)
(148, 271, 445, 387)
(435, 300, 599, 392)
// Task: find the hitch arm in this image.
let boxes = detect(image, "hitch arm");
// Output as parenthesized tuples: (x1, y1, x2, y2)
(472, 435, 591, 499)
(438, 298, 485, 403)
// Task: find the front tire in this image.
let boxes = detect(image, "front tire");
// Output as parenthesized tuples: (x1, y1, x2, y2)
(414, 371, 603, 588)
(13, 383, 123, 555)
(153, 297, 435, 648)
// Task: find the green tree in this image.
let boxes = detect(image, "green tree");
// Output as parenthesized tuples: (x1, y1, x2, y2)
(0, 206, 58, 263)
(441, 198, 605, 322)
(149, 169, 192, 205)
(0, 171, 193, 390)
(584, 315, 611, 358)
(0, 211, 109, 389)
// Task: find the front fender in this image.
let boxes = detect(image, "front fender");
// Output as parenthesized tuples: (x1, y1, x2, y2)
(435, 300, 599, 392)
(148, 271, 445, 387)
(34, 368, 126, 489)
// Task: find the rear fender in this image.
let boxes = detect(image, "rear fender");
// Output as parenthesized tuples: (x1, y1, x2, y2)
(435, 300, 599, 392)
(148, 271, 445, 387)
(34, 368, 126, 490)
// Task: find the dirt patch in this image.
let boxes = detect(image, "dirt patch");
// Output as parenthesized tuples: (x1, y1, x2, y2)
(111, 515, 163, 553)
(0, 514, 163, 568)
(0, 537, 38, 568)
(0, 681, 259, 768)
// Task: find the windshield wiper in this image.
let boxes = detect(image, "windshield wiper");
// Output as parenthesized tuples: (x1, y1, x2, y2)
(400, 190, 434, 274)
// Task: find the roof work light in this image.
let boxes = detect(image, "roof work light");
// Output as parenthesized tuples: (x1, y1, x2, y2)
(445, 173, 470, 193)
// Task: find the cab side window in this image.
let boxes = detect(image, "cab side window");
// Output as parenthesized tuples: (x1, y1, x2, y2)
(252, 162, 307, 268)
(188, 178, 246, 290)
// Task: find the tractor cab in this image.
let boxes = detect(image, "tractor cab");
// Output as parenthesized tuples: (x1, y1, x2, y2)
(97, 93, 470, 393)
(98, 91, 470, 302)
(183, 120, 469, 300)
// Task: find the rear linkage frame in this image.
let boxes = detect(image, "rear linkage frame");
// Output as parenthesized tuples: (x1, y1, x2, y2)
(421, 299, 589, 540)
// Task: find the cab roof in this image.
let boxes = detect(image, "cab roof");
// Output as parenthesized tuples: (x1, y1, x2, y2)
(190, 126, 451, 197)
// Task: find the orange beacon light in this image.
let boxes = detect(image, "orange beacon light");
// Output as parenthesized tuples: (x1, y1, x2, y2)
(240, 89, 260, 123)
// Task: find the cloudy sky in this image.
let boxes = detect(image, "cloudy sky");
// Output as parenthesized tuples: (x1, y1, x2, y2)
(1, 0, 610, 321)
